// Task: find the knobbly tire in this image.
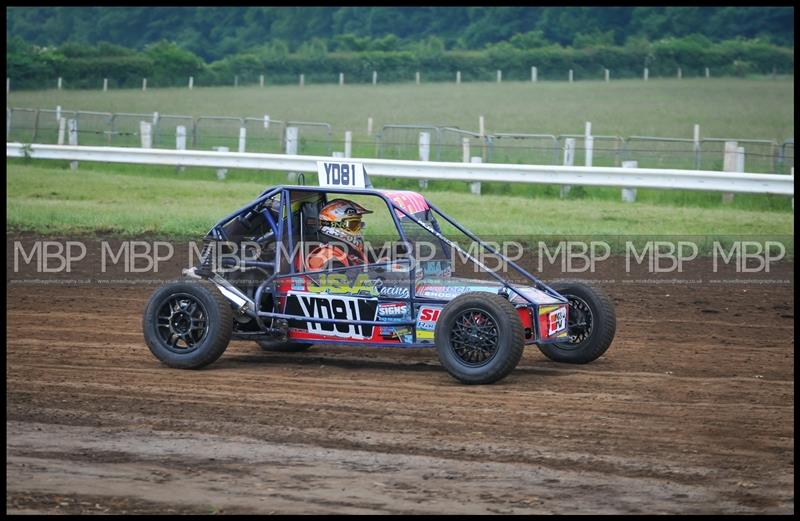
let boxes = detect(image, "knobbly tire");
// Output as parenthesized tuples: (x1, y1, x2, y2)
(538, 281, 616, 364)
(143, 280, 233, 369)
(256, 340, 313, 352)
(434, 292, 525, 385)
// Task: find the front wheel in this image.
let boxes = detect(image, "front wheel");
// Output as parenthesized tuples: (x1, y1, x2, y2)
(143, 280, 233, 369)
(434, 292, 525, 385)
(537, 281, 616, 364)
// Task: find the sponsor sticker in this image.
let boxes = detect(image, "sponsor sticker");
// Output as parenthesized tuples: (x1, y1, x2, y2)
(416, 306, 443, 331)
(285, 292, 378, 339)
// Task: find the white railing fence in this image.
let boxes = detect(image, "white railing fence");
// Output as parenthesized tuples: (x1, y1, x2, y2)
(6, 142, 795, 197)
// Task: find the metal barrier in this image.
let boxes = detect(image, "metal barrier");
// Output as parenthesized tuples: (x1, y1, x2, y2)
(7, 143, 794, 197)
(284, 120, 333, 155)
(376, 124, 443, 160)
(557, 134, 625, 167)
(489, 133, 559, 165)
(778, 139, 794, 175)
(699, 138, 779, 174)
(623, 136, 698, 170)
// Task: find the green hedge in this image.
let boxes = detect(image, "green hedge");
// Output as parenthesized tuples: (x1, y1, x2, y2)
(7, 37, 794, 90)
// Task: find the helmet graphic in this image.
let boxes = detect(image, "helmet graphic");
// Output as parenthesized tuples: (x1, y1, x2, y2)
(318, 199, 373, 253)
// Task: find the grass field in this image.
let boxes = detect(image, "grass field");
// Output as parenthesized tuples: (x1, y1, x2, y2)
(7, 78, 794, 141)
(7, 161, 794, 251)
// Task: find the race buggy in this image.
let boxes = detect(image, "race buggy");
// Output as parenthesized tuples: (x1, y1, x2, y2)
(143, 160, 616, 384)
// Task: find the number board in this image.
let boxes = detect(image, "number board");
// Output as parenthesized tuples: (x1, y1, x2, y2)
(317, 160, 367, 189)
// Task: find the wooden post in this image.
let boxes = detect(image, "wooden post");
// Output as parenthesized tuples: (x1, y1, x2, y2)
(621, 161, 638, 202)
(58, 77, 62, 90)
(367, 117, 373, 136)
(569, 69, 574, 83)
(285, 127, 299, 155)
(339, 72, 344, 86)
(68, 119, 78, 171)
(644, 68, 649, 81)
(469, 156, 482, 195)
(561, 138, 575, 198)
(142, 78, 147, 91)
(103, 78, 108, 91)
(263, 115, 270, 129)
(497, 70, 502, 83)
(299, 74, 304, 87)
(238, 127, 246, 153)
(372, 71, 377, 85)
(176, 125, 186, 173)
(189, 76, 194, 89)
(531, 66, 537, 82)
(260, 74, 264, 87)
(584, 122, 593, 167)
(419, 132, 430, 188)
(479, 115, 486, 162)
(139, 121, 152, 148)
(57, 117, 66, 145)
(344, 131, 352, 158)
(234, 75, 238, 87)
(462, 137, 470, 163)
(416, 71, 420, 85)
(705, 67, 710, 78)
(214, 146, 229, 180)
(722, 141, 738, 203)
(456, 71, 461, 84)
(56, 105, 61, 123)
(677, 67, 682, 79)
(605, 69, 610, 82)
(6, 77, 9, 95)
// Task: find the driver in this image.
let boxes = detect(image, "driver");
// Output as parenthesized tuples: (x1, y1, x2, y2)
(305, 199, 372, 271)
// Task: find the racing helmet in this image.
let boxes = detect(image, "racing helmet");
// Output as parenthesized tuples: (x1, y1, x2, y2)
(317, 199, 373, 253)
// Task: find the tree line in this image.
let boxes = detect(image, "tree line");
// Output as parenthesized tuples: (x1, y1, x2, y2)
(6, 7, 794, 61)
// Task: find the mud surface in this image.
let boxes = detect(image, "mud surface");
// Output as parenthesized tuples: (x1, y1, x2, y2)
(6, 234, 795, 514)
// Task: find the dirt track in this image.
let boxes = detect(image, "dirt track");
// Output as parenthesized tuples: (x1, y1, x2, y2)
(6, 236, 795, 514)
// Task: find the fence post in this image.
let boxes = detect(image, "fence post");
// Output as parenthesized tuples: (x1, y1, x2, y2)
(479, 115, 487, 162)
(621, 161, 638, 202)
(419, 131, 430, 188)
(103, 78, 108, 91)
(677, 67, 682, 79)
(58, 77, 62, 90)
(68, 118, 78, 171)
(260, 74, 264, 87)
(693, 124, 701, 169)
(140, 121, 152, 149)
(462, 137, 470, 163)
(57, 117, 66, 145)
(6, 77, 9, 95)
(234, 75, 239, 87)
(299, 74, 305, 87)
(56, 105, 62, 123)
(214, 146, 229, 180)
(416, 71, 420, 85)
(344, 131, 352, 158)
(469, 156, 482, 195)
(705, 67, 710, 78)
(367, 117, 373, 136)
(456, 71, 461, 84)
(285, 126, 299, 182)
(644, 68, 649, 81)
(142, 78, 147, 91)
(561, 138, 575, 198)
(339, 72, 344, 86)
(238, 127, 246, 153)
(605, 69, 610, 82)
(189, 76, 194, 89)
(372, 71, 377, 85)
(176, 125, 186, 173)
(722, 141, 738, 203)
(6, 108, 11, 137)
(584, 122, 593, 167)
(497, 70, 502, 83)
(531, 66, 537, 82)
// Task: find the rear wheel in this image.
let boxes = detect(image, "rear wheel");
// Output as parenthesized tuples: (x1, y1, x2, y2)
(143, 280, 233, 369)
(256, 340, 313, 352)
(434, 292, 525, 385)
(537, 281, 616, 364)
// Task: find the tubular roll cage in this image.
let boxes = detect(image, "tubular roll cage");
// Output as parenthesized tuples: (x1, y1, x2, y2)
(204, 185, 567, 347)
